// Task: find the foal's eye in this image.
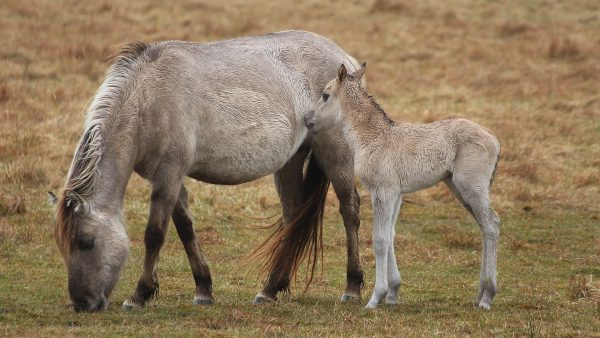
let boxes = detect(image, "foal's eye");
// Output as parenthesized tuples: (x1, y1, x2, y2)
(77, 238, 95, 251)
(322, 93, 330, 102)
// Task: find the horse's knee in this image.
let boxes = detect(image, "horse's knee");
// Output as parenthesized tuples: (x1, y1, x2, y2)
(144, 225, 167, 251)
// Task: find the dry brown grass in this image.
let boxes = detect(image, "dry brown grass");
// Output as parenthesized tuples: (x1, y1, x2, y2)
(1, 0, 599, 336)
(568, 275, 600, 301)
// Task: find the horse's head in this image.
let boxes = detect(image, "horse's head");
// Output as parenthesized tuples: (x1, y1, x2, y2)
(51, 191, 129, 312)
(305, 62, 367, 133)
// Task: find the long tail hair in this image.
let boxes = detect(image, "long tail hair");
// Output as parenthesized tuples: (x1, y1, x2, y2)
(251, 151, 330, 293)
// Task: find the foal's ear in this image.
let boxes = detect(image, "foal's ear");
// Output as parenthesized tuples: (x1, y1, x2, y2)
(353, 62, 367, 80)
(338, 64, 347, 82)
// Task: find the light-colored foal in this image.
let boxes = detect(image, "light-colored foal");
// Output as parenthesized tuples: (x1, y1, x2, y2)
(305, 63, 501, 309)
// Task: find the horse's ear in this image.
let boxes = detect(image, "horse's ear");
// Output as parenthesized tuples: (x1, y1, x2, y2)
(65, 191, 84, 213)
(47, 191, 58, 206)
(353, 62, 367, 80)
(338, 64, 347, 82)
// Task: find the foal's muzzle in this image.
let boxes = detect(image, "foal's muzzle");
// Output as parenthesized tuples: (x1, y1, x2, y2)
(304, 111, 316, 132)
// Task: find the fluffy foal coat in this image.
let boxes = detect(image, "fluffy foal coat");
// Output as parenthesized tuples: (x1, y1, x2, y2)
(305, 64, 501, 309)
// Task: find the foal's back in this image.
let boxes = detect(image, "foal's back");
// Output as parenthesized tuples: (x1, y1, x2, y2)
(359, 118, 498, 193)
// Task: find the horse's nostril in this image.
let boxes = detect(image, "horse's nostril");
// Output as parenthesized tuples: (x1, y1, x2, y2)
(72, 301, 87, 313)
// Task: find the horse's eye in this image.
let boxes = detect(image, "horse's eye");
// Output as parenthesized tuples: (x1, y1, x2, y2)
(322, 93, 330, 102)
(78, 238, 95, 251)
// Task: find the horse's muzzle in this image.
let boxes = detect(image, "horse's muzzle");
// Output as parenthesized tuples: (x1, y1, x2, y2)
(72, 295, 108, 312)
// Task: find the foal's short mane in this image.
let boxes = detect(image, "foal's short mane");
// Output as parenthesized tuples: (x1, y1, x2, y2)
(345, 74, 395, 125)
(366, 94, 395, 125)
(55, 41, 151, 259)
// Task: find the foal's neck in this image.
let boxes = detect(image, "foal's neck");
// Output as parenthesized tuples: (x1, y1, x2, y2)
(342, 92, 395, 148)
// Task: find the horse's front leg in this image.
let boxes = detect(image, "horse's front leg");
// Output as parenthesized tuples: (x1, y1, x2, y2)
(172, 184, 214, 305)
(123, 174, 182, 309)
(366, 188, 396, 309)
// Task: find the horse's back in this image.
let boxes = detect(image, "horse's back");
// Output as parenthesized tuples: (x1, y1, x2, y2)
(132, 31, 356, 184)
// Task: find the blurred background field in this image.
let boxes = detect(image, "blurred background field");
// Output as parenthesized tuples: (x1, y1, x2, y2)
(0, 0, 598, 336)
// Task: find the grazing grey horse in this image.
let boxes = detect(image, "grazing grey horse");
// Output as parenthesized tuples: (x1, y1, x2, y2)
(305, 64, 501, 309)
(52, 31, 365, 312)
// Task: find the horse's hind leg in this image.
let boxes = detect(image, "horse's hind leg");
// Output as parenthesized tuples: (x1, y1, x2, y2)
(172, 184, 214, 305)
(254, 148, 309, 303)
(330, 175, 363, 302)
(445, 175, 500, 310)
(123, 171, 182, 309)
(312, 137, 364, 302)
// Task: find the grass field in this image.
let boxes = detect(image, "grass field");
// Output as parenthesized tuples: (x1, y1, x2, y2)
(1, 0, 599, 336)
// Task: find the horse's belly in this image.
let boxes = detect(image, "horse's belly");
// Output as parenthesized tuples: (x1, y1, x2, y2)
(187, 119, 306, 185)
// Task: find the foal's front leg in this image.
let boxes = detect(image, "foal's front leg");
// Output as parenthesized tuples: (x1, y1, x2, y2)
(385, 195, 402, 305)
(366, 189, 397, 309)
(123, 176, 182, 309)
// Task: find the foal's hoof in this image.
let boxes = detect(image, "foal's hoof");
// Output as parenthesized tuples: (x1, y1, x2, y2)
(253, 293, 275, 304)
(340, 293, 360, 303)
(193, 295, 214, 306)
(122, 299, 143, 310)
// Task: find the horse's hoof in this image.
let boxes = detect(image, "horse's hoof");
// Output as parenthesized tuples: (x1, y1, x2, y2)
(253, 293, 275, 304)
(340, 293, 360, 303)
(193, 295, 214, 306)
(122, 299, 142, 310)
(365, 302, 378, 309)
(477, 301, 492, 310)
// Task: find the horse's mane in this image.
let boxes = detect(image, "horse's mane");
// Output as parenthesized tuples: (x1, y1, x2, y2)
(55, 42, 150, 259)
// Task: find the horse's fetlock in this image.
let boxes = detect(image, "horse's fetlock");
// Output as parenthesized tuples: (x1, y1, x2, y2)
(483, 277, 497, 296)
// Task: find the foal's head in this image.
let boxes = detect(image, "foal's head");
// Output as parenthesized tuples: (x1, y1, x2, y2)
(304, 63, 366, 133)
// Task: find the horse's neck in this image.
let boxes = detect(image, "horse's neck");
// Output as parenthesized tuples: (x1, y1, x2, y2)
(86, 121, 137, 214)
(342, 96, 394, 150)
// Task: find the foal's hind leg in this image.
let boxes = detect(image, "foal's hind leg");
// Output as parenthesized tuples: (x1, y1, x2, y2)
(172, 184, 214, 305)
(445, 176, 500, 310)
(123, 171, 182, 309)
(254, 148, 308, 303)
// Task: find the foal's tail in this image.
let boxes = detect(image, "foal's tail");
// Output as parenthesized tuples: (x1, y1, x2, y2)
(251, 151, 330, 293)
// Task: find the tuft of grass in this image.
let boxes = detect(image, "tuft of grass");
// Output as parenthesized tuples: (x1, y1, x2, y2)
(370, 0, 407, 13)
(568, 275, 600, 301)
(548, 35, 585, 60)
(0, 193, 27, 216)
(442, 228, 479, 250)
(498, 22, 532, 37)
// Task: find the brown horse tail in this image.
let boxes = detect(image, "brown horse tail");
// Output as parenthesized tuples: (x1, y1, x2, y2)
(251, 150, 330, 294)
